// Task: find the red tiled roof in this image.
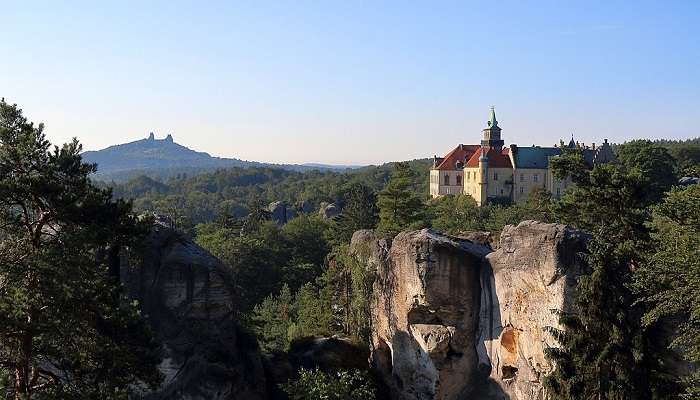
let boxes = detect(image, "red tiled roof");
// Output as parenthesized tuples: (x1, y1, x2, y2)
(434, 144, 480, 170)
(465, 147, 512, 168)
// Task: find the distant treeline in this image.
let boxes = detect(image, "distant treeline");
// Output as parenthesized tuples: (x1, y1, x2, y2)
(102, 159, 430, 232)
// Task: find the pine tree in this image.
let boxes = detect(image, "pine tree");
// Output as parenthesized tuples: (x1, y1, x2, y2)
(377, 162, 425, 237)
(634, 185, 700, 398)
(544, 155, 671, 399)
(331, 183, 379, 244)
(0, 99, 161, 398)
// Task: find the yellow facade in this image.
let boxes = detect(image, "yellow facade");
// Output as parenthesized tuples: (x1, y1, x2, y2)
(430, 169, 464, 196)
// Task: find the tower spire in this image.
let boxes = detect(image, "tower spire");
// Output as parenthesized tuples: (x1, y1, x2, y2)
(481, 106, 504, 150)
(488, 106, 498, 128)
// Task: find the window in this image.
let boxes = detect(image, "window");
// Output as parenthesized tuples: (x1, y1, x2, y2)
(520, 186, 524, 194)
(520, 173, 525, 182)
(456, 175, 462, 185)
(556, 187, 561, 196)
(444, 174, 449, 185)
(500, 189, 504, 195)
(493, 172, 498, 181)
(533, 173, 539, 182)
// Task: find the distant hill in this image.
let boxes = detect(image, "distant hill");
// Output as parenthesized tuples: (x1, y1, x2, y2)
(82, 133, 360, 182)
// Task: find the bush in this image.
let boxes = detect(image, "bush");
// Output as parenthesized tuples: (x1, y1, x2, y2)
(283, 368, 376, 400)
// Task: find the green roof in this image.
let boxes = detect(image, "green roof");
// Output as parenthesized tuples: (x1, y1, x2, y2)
(513, 146, 596, 169)
(513, 147, 562, 169)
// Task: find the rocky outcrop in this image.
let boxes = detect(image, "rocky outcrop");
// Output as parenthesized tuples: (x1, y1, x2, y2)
(297, 200, 314, 214)
(122, 221, 267, 400)
(355, 221, 588, 400)
(478, 221, 587, 399)
(267, 201, 288, 225)
(354, 229, 490, 400)
(318, 202, 342, 219)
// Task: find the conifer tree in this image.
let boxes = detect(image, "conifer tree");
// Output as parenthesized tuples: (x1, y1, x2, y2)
(377, 162, 425, 236)
(0, 100, 161, 399)
(634, 185, 700, 398)
(544, 153, 671, 399)
(330, 183, 379, 243)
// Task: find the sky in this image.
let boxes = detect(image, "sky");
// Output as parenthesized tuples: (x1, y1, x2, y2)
(1, 1, 699, 165)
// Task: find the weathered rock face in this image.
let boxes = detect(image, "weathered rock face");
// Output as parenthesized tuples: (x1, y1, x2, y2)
(297, 200, 314, 214)
(267, 201, 288, 225)
(356, 221, 588, 400)
(478, 221, 588, 399)
(318, 202, 342, 219)
(122, 222, 267, 400)
(353, 229, 490, 400)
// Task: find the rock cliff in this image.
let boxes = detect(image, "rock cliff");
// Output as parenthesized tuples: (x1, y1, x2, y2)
(121, 221, 267, 400)
(353, 221, 588, 400)
(478, 221, 587, 399)
(353, 229, 491, 400)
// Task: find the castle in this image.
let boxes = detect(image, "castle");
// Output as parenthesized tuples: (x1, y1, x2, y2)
(429, 107, 615, 204)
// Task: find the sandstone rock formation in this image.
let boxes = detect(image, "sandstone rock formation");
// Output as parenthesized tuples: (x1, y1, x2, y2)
(354, 221, 588, 400)
(354, 229, 490, 400)
(267, 201, 288, 225)
(318, 202, 342, 219)
(122, 221, 267, 400)
(477, 221, 587, 399)
(297, 200, 314, 214)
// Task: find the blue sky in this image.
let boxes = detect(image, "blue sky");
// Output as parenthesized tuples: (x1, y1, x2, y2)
(1, 1, 698, 165)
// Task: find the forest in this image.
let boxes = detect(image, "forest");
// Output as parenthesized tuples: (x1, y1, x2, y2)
(1, 98, 700, 399)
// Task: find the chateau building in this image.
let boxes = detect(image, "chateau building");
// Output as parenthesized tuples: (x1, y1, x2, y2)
(429, 107, 615, 204)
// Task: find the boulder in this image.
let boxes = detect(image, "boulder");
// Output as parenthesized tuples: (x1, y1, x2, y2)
(679, 176, 700, 186)
(318, 202, 341, 219)
(121, 221, 267, 400)
(267, 201, 288, 225)
(297, 200, 314, 214)
(457, 231, 497, 250)
(354, 228, 490, 400)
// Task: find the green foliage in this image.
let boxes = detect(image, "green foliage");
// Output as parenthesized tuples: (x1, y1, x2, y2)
(616, 140, 679, 205)
(634, 185, 700, 397)
(252, 282, 332, 353)
(283, 368, 376, 400)
(0, 99, 161, 399)
(426, 192, 549, 236)
(377, 162, 426, 236)
(328, 183, 379, 245)
(428, 194, 484, 234)
(251, 284, 295, 353)
(251, 244, 375, 353)
(544, 152, 677, 399)
(196, 216, 330, 313)
(287, 283, 333, 342)
(652, 138, 700, 177)
(106, 159, 430, 230)
(321, 246, 375, 342)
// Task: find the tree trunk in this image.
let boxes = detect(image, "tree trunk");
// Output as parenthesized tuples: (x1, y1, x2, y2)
(14, 331, 33, 400)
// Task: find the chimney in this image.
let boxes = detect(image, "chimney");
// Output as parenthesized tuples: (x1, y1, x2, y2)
(165, 134, 174, 143)
(148, 132, 155, 141)
(592, 142, 596, 150)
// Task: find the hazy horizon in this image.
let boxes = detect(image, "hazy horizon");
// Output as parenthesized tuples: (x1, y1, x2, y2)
(2, 2, 698, 165)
